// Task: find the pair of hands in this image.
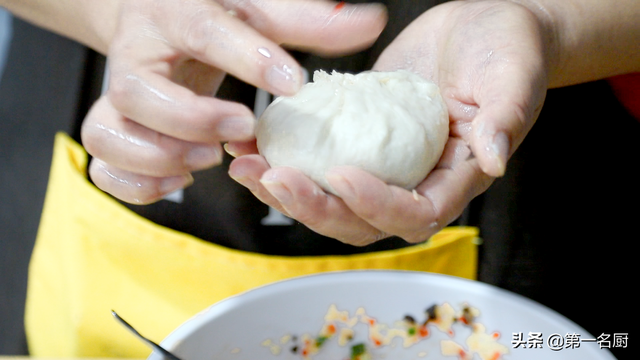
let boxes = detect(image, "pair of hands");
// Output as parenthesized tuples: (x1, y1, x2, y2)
(82, 0, 550, 246)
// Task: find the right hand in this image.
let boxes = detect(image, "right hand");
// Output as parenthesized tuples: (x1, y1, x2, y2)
(81, 0, 387, 204)
(227, 0, 550, 245)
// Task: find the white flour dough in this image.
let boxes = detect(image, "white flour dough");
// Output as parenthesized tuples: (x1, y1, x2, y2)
(256, 70, 449, 196)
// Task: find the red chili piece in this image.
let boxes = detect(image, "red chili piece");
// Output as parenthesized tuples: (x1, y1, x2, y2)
(418, 326, 429, 338)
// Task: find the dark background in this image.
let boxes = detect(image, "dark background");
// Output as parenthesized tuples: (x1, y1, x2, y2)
(0, 17, 104, 354)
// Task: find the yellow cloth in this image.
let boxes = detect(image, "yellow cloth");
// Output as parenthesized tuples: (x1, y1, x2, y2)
(25, 133, 480, 358)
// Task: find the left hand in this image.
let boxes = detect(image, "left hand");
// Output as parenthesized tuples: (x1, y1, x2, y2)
(228, 0, 551, 245)
(80, 0, 387, 204)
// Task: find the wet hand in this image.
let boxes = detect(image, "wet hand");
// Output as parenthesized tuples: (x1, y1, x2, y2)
(229, 0, 551, 245)
(81, 0, 387, 204)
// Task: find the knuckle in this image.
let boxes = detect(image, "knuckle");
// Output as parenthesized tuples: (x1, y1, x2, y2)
(511, 101, 529, 133)
(181, 15, 221, 59)
(107, 75, 133, 112)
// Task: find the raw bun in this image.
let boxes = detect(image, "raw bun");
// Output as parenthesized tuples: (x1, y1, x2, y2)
(256, 70, 449, 196)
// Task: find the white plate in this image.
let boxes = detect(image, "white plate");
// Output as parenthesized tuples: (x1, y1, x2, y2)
(150, 270, 616, 360)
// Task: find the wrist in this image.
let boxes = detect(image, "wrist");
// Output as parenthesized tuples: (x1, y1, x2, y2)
(499, 0, 564, 87)
(0, 0, 120, 55)
(502, 0, 640, 87)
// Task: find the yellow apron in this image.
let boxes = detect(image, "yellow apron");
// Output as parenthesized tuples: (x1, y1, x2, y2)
(24, 133, 480, 358)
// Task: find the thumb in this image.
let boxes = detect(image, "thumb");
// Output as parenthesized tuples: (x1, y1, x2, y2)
(228, 0, 388, 56)
(469, 71, 547, 177)
(469, 104, 515, 177)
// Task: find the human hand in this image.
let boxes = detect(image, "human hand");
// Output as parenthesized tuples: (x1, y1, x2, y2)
(228, 0, 551, 245)
(80, 0, 387, 204)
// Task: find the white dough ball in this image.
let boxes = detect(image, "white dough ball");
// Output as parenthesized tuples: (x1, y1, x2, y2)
(255, 70, 449, 196)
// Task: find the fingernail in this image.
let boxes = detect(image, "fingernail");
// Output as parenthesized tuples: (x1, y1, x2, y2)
(265, 64, 301, 96)
(223, 143, 238, 158)
(489, 131, 509, 176)
(185, 145, 222, 169)
(229, 173, 257, 192)
(325, 171, 354, 198)
(159, 174, 193, 194)
(216, 116, 255, 140)
(260, 176, 293, 205)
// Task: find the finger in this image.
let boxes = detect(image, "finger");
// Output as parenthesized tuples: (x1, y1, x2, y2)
(110, 0, 385, 144)
(82, 96, 224, 177)
(224, 139, 258, 158)
(145, 0, 304, 96)
(325, 138, 494, 243)
(107, 48, 257, 144)
(468, 57, 547, 177)
(470, 102, 543, 177)
(258, 167, 386, 246)
(416, 138, 495, 226)
(228, 154, 292, 217)
(229, 155, 386, 246)
(88, 158, 193, 205)
(226, 0, 388, 56)
(325, 167, 438, 244)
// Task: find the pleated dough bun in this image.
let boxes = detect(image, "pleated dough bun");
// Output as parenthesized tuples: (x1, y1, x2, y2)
(256, 70, 449, 196)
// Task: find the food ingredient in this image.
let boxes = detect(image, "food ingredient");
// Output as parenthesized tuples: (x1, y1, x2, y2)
(261, 302, 509, 360)
(255, 70, 449, 196)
